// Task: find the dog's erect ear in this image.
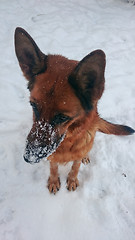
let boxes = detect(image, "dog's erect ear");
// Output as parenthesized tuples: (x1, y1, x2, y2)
(14, 27, 47, 81)
(68, 50, 106, 112)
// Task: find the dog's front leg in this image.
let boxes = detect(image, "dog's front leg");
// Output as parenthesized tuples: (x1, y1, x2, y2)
(48, 161, 61, 194)
(67, 160, 81, 191)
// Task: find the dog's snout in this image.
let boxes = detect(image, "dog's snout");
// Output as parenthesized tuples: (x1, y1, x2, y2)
(23, 142, 43, 164)
(23, 146, 31, 163)
(23, 155, 41, 164)
(23, 155, 34, 164)
(23, 120, 66, 164)
(23, 141, 55, 164)
(23, 132, 65, 164)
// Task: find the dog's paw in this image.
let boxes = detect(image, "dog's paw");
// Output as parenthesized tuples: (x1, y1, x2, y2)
(67, 177, 79, 191)
(47, 177, 61, 194)
(82, 156, 90, 165)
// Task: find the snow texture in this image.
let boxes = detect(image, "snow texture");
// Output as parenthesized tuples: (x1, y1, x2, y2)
(0, 0, 135, 240)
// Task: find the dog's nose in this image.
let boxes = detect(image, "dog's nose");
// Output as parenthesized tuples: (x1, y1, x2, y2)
(23, 144, 42, 164)
(23, 155, 33, 164)
(23, 154, 40, 164)
(23, 153, 41, 164)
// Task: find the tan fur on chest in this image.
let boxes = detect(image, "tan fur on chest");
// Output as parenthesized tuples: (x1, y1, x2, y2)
(49, 128, 94, 163)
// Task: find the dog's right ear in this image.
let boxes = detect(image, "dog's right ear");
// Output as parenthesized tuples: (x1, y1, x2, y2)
(14, 27, 47, 81)
(68, 50, 106, 112)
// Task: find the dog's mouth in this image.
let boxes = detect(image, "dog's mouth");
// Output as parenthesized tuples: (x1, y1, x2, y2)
(23, 133, 65, 164)
(23, 143, 50, 164)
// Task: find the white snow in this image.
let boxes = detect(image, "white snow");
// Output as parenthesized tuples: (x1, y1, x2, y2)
(0, 0, 135, 240)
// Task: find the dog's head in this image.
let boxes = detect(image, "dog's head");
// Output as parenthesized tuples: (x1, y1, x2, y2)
(15, 27, 105, 163)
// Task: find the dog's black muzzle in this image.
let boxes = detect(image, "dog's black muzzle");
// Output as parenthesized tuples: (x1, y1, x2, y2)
(23, 134, 65, 164)
(23, 143, 55, 164)
(23, 144, 47, 164)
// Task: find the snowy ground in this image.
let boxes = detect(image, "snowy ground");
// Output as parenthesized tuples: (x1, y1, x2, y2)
(0, 0, 135, 239)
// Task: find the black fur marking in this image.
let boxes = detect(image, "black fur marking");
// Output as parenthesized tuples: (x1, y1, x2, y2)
(68, 74, 93, 112)
(51, 113, 72, 127)
(30, 101, 40, 120)
(122, 125, 135, 135)
(68, 50, 105, 113)
(27, 55, 48, 91)
(15, 27, 48, 89)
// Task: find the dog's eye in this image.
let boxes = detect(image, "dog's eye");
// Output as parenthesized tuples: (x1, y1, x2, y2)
(52, 114, 71, 126)
(30, 101, 40, 120)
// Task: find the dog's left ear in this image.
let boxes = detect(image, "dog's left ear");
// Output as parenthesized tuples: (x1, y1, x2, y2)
(14, 27, 47, 81)
(69, 50, 106, 112)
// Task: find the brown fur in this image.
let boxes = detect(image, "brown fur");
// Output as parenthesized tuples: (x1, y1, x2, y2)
(15, 27, 134, 194)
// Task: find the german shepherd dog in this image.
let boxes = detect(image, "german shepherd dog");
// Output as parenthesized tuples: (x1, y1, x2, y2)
(15, 28, 134, 194)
